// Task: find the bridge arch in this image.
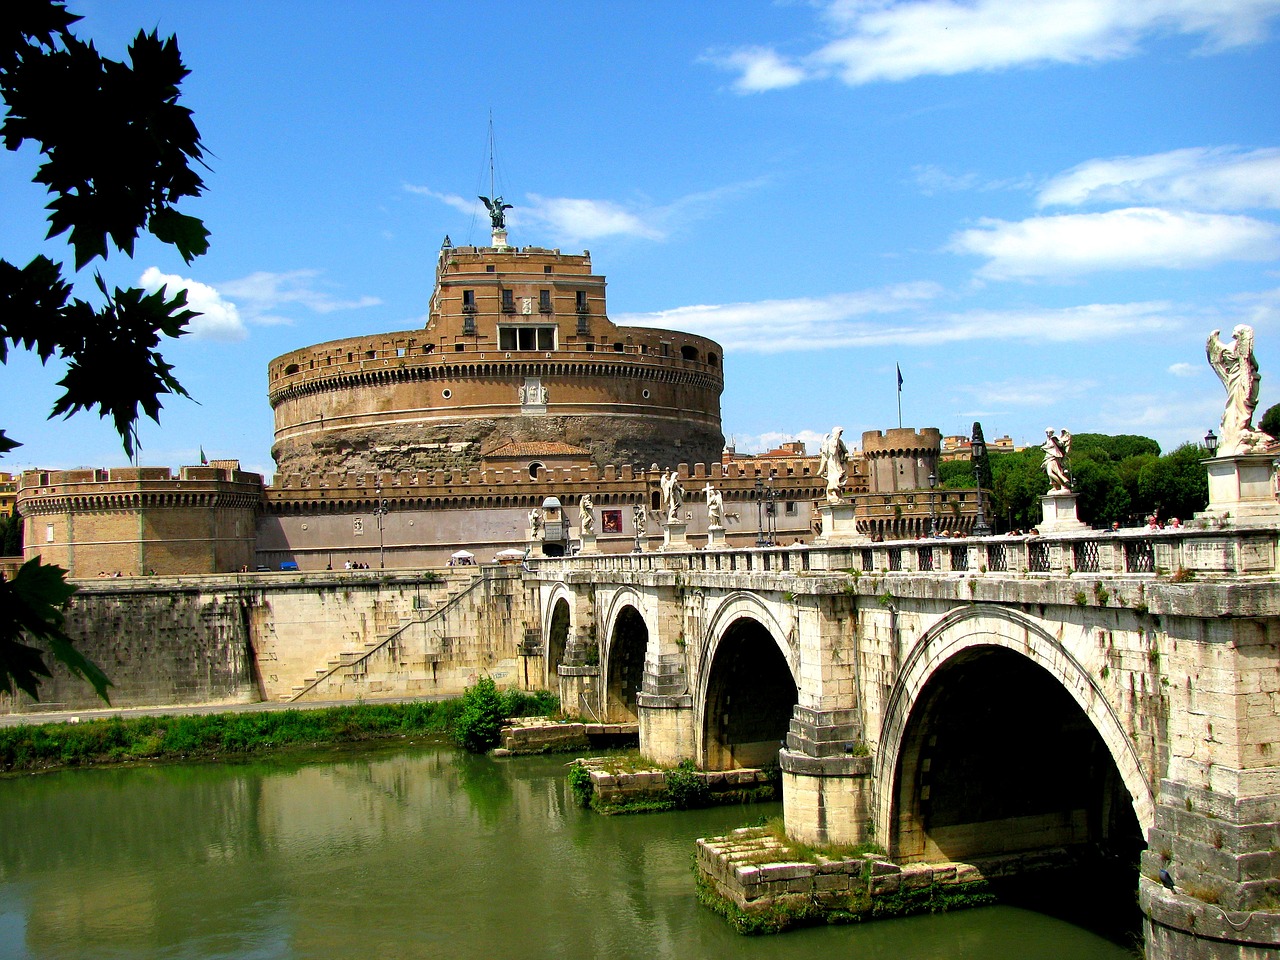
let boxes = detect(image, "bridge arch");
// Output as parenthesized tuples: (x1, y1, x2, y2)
(697, 592, 799, 771)
(875, 604, 1153, 864)
(600, 588, 653, 724)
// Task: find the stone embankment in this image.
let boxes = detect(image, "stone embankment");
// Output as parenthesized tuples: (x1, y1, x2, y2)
(495, 717, 638, 755)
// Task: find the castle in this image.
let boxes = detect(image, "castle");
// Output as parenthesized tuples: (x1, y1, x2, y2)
(16, 230, 970, 574)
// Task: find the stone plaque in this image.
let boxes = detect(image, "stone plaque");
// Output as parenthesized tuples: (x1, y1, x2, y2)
(1183, 538, 1233, 572)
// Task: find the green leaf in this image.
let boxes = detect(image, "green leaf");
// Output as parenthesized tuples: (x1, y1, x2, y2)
(0, 557, 111, 703)
(148, 208, 210, 264)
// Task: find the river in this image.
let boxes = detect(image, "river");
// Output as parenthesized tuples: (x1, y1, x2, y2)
(0, 742, 1136, 959)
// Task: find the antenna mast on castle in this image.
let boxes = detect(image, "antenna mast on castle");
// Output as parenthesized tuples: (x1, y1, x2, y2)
(478, 113, 513, 249)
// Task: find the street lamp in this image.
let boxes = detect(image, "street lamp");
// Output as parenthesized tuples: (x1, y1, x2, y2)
(971, 427, 992, 537)
(928, 471, 937, 538)
(1204, 428, 1219, 457)
(755, 476, 766, 547)
(373, 488, 390, 569)
(766, 469, 778, 545)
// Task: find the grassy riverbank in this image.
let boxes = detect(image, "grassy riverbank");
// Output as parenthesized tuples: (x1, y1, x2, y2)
(0, 691, 558, 774)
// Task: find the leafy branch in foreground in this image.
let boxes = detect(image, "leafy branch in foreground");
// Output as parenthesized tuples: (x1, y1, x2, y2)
(0, 557, 109, 702)
(0, 1, 209, 701)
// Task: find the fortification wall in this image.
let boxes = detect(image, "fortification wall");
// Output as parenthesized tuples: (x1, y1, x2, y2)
(0, 570, 539, 714)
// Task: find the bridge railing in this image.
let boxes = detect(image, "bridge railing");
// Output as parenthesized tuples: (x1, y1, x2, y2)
(534, 523, 1279, 580)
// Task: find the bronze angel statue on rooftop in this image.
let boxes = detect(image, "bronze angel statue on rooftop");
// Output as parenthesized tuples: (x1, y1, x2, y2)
(479, 195, 513, 230)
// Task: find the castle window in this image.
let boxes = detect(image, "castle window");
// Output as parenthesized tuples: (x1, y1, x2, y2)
(642, 390, 651, 399)
(396, 348, 406, 358)
(454, 343, 464, 352)
(585, 342, 595, 352)
(575, 290, 587, 311)
(613, 342, 624, 352)
(366, 350, 375, 359)
(498, 325, 556, 351)
(660, 342, 669, 357)
(284, 363, 299, 375)
(463, 315, 476, 335)
(528, 462, 544, 480)
(544, 265, 552, 274)
(442, 389, 452, 399)
(680, 345, 699, 362)
(501, 289, 515, 313)
(462, 290, 476, 311)
(538, 290, 551, 313)
(486, 265, 495, 272)
(45, 523, 54, 543)
(707, 352, 718, 366)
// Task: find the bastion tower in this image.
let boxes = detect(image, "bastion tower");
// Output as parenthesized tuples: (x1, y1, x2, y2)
(268, 224, 725, 475)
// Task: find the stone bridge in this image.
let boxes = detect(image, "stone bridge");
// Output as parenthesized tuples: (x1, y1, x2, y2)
(531, 527, 1280, 959)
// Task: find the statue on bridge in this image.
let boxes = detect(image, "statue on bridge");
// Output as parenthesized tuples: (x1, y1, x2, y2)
(660, 469, 685, 524)
(818, 427, 849, 504)
(704, 482, 724, 527)
(1041, 428, 1072, 492)
(579, 495, 595, 536)
(1207, 324, 1274, 456)
(528, 506, 543, 539)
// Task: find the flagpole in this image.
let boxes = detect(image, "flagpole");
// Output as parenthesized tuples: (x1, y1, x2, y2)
(896, 363, 903, 429)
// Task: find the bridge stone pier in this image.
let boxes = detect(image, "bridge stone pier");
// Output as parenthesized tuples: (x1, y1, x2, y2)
(532, 526, 1280, 958)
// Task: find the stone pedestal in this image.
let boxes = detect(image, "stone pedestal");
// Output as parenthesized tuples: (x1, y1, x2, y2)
(578, 531, 599, 555)
(815, 501, 863, 544)
(1038, 491, 1088, 534)
(1200, 453, 1280, 524)
(661, 521, 688, 551)
(529, 529, 545, 559)
(706, 524, 727, 549)
(491, 227, 510, 249)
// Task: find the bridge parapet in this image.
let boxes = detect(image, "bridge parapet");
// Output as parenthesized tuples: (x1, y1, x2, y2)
(535, 522, 1278, 581)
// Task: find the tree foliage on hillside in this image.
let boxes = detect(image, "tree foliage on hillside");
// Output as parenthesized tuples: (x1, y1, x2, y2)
(0, 1, 208, 701)
(941, 432, 1209, 530)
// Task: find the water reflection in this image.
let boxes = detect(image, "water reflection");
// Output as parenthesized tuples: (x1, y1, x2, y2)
(0, 744, 1134, 960)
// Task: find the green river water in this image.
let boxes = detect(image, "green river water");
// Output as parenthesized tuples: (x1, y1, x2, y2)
(0, 742, 1137, 959)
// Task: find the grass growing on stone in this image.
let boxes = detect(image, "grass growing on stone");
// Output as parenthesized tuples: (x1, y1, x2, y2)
(754, 816, 886, 863)
(0, 692, 557, 774)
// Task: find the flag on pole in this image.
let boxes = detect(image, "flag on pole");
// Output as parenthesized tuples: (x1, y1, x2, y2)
(199, 446, 207, 465)
(896, 363, 903, 391)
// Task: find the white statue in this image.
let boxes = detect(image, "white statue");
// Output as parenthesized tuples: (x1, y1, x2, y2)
(518, 383, 528, 404)
(659, 469, 684, 524)
(1207, 325, 1273, 455)
(704, 482, 724, 527)
(528, 507, 543, 539)
(1041, 428, 1072, 492)
(579, 495, 595, 536)
(818, 427, 849, 504)
(633, 502, 647, 534)
(538, 384, 548, 404)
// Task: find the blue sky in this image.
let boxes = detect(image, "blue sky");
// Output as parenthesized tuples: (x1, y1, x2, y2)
(3, 0, 1279, 478)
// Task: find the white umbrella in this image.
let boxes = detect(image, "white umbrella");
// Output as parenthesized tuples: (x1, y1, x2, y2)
(451, 550, 475, 560)
(494, 548, 524, 560)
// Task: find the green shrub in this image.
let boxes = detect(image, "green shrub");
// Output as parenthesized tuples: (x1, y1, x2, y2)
(665, 758, 710, 809)
(451, 676, 506, 753)
(568, 762, 594, 807)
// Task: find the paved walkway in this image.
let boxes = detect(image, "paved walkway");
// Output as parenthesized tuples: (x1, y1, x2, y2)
(0, 695, 448, 728)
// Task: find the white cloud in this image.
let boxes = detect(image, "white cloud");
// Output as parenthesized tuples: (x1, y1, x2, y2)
(953, 376, 1097, 409)
(139, 267, 245, 342)
(1038, 147, 1280, 210)
(406, 180, 767, 245)
(1168, 362, 1198, 377)
(713, 0, 1280, 89)
(950, 207, 1280, 279)
(218, 270, 382, 316)
(617, 284, 1179, 353)
(729, 429, 826, 455)
(708, 47, 807, 93)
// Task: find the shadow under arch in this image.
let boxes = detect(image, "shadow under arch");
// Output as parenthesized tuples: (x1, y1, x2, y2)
(604, 605, 647, 723)
(876, 605, 1153, 864)
(697, 594, 799, 771)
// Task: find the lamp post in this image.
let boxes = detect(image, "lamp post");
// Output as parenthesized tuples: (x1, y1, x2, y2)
(767, 469, 778, 545)
(971, 429, 992, 537)
(928, 471, 937, 538)
(1204, 428, 1219, 457)
(755, 477, 766, 547)
(373, 488, 389, 569)
(633, 501, 645, 553)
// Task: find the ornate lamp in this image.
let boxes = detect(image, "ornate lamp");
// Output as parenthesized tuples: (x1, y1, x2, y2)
(1204, 429, 1219, 457)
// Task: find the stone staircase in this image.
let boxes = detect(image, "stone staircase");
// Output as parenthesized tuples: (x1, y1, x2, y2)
(280, 573, 482, 702)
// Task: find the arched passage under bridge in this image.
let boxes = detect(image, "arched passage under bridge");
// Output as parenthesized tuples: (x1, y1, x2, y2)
(891, 646, 1144, 867)
(701, 616, 798, 770)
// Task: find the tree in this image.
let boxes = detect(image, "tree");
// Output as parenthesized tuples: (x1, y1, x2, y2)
(0, 1, 208, 702)
(1261, 402, 1280, 440)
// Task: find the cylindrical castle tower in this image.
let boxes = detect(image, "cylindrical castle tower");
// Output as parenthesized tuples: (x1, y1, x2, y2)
(268, 241, 724, 475)
(861, 428, 943, 493)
